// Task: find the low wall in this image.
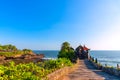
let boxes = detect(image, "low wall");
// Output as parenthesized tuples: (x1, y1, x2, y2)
(89, 57, 120, 77)
(46, 60, 79, 80)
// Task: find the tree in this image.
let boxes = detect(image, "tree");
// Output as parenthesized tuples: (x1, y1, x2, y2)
(5, 44, 17, 52)
(22, 49, 32, 54)
(58, 42, 76, 62)
(0, 44, 18, 52)
(3, 45, 9, 51)
(11, 45, 17, 52)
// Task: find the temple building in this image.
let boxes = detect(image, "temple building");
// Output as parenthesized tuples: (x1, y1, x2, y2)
(75, 45, 90, 59)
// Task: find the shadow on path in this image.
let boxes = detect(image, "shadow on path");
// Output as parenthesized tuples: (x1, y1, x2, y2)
(62, 60, 120, 80)
(84, 60, 120, 80)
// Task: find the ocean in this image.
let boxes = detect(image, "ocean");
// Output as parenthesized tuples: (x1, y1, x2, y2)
(33, 50, 120, 67)
(90, 50, 120, 67)
(33, 50, 59, 59)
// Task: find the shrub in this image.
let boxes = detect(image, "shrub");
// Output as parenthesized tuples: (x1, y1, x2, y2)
(58, 42, 76, 62)
(0, 58, 73, 80)
(44, 58, 72, 70)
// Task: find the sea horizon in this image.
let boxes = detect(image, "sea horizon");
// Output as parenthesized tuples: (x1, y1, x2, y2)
(33, 50, 120, 67)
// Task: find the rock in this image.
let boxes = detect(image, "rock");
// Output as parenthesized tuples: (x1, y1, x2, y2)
(5, 56, 15, 60)
(0, 56, 5, 60)
(19, 54, 44, 59)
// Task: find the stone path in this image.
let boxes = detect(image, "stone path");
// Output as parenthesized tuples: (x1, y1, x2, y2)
(62, 60, 120, 80)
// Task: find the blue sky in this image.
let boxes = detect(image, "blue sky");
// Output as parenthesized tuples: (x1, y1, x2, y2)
(0, 0, 120, 50)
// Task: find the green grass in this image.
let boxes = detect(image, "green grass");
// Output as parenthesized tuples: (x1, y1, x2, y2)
(0, 51, 25, 57)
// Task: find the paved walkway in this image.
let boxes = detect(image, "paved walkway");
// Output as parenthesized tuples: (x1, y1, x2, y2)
(62, 60, 120, 80)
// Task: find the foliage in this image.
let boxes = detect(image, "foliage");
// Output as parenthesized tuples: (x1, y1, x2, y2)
(44, 58, 72, 70)
(22, 49, 32, 54)
(0, 50, 25, 57)
(0, 44, 33, 57)
(0, 58, 72, 80)
(0, 44, 17, 52)
(0, 62, 45, 80)
(0, 52, 15, 57)
(58, 42, 76, 61)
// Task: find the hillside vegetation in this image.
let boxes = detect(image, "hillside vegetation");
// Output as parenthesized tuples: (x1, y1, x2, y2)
(0, 44, 33, 57)
(0, 42, 75, 80)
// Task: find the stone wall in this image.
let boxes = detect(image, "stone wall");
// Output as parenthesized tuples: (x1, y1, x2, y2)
(46, 60, 79, 80)
(89, 57, 120, 77)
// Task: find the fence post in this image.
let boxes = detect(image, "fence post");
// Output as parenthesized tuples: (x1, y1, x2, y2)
(92, 57, 94, 62)
(117, 64, 119, 69)
(89, 56, 91, 60)
(105, 64, 107, 67)
(95, 58, 98, 63)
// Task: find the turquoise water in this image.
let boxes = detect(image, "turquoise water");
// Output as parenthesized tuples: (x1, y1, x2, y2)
(33, 50, 120, 67)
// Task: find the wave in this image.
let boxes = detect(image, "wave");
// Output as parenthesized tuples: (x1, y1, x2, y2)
(96, 58, 120, 67)
(99, 60, 120, 64)
(42, 57, 57, 60)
